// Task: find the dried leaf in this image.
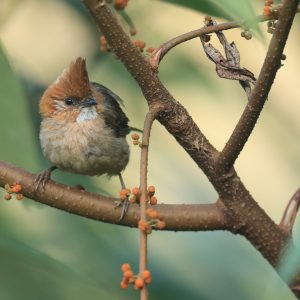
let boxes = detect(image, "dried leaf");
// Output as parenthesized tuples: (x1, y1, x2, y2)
(200, 18, 256, 98)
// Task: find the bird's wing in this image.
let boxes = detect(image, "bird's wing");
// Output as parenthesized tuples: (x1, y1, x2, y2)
(91, 82, 130, 137)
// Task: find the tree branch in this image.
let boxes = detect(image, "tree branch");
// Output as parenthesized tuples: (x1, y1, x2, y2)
(217, 0, 299, 171)
(150, 5, 300, 68)
(138, 110, 157, 300)
(0, 160, 228, 231)
(82, 0, 292, 272)
(280, 188, 300, 235)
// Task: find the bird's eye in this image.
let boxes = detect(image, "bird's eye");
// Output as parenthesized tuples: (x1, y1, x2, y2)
(64, 97, 74, 106)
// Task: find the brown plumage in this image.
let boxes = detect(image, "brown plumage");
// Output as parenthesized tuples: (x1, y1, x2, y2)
(36, 57, 136, 219)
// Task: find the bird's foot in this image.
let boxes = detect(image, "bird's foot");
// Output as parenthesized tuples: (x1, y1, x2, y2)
(115, 187, 131, 221)
(33, 166, 57, 191)
(114, 198, 130, 221)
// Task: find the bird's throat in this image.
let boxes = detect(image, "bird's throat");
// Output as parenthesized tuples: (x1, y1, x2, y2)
(76, 107, 98, 123)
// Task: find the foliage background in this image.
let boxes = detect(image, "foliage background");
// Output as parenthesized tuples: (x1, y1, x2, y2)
(0, 0, 300, 299)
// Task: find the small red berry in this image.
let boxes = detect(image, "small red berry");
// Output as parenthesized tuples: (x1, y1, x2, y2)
(146, 47, 155, 53)
(149, 196, 157, 205)
(131, 133, 140, 140)
(148, 186, 155, 194)
(123, 270, 133, 279)
(142, 270, 151, 280)
(120, 280, 129, 289)
(121, 263, 131, 272)
(134, 277, 144, 289)
(16, 193, 24, 200)
(11, 184, 22, 193)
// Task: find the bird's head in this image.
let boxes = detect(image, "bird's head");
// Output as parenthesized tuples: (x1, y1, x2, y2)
(40, 57, 103, 122)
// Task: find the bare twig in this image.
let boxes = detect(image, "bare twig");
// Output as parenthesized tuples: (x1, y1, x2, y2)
(0, 160, 228, 231)
(200, 18, 256, 99)
(150, 5, 300, 68)
(139, 110, 157, 300)
(280, 188, 300, 235)
(217, 0, 299, 172)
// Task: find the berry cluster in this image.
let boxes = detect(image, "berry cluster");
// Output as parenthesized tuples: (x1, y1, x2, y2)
(120, 185, 158, 205)
(131, 133, 140, 146)
(3, 183, 23, 201)
(241, 30, 252, 40)
(138, 206, 166, 234)
(133, 40, 146, 51)
(120, 263, 152, 290)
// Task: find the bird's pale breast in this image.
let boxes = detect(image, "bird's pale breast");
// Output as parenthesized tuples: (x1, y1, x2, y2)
(40, 117, 129, 176)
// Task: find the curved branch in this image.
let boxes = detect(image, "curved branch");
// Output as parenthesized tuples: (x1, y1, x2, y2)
(150, 5, 300, 68)
(0, 160, 229, 231)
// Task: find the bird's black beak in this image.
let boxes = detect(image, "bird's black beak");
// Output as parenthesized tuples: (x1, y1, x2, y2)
(81, 97, 97, 107)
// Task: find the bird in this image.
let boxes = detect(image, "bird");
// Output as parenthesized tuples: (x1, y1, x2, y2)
(35, 57, 140, 219)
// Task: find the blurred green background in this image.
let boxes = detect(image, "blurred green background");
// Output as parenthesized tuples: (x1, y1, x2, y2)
(1, 0, 300, 299)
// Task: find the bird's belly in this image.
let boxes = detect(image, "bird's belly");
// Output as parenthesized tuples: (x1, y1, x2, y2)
(40, 119, 129, 176)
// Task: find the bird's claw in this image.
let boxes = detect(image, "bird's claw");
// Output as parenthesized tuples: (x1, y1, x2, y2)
(33, 166, 56, 191)
(33, 170, 51, 191)
(114, 198, 130, 221)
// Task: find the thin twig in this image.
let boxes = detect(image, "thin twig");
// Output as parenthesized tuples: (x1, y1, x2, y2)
(139, 110, 157, 300)
(280, 188, 300, 235)
(217, 0, 299, 172)
(150, 5, 300, 68)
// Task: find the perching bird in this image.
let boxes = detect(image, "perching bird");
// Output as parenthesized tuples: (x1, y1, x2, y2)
(35, 57, 139, 219)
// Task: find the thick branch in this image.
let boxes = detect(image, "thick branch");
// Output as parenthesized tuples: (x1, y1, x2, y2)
(217, 0, 299, 171)
(0, 161, 228, 231)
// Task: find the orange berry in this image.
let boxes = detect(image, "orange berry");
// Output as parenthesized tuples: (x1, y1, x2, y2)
(145, 277, 152, 284)
(138, 220, 147, 231)
(120, 194, 127, 201)
(134, 277, 144, 289)
(263, 5, 270, 16)
(120, 280, 129, 289)
(146, 47, 155, 53)
(142, 270, 151, 280)
(148, 186, 155, 194)
(149, 196, 157, 205)
(156, 221, 166, 230)
(131, 133, 140, 140)
(16, 193, 24, 200)
(132, 187, 140, 196)
(121, 263, 131, 272)
(124, 270, 133, 279)
(11, 184, 22, 193)
(133, 40, 146, 50)
(146, 208, 159, 219)
(114, 0, 129, 10)
(4, 194, 11, 200)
